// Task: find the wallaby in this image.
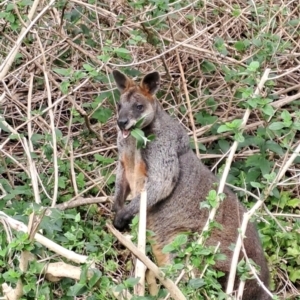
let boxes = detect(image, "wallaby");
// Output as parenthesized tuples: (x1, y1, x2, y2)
(112, 70, 270, 300)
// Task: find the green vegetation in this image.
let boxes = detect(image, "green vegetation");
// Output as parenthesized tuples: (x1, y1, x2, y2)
(0, 0, 300, 299)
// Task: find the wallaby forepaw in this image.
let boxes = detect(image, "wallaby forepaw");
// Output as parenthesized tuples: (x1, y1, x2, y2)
(113, 211, 132, 231)
(112, 202, 122, 213)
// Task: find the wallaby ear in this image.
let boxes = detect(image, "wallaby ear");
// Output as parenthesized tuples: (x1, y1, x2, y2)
(112, 70, 134, 93)
(140, 71, 160, 95)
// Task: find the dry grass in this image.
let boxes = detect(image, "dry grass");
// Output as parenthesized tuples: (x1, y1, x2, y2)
(0, 0, 300, 298)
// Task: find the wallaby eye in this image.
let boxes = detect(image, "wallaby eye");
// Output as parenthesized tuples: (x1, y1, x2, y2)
(117, 103, 121, 111)
(136, 104, 144, 111)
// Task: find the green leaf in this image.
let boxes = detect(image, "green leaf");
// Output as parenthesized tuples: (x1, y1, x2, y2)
(188, 278, 205, 289)
(173, 263, 184, 270)
(83, 64, 94, 72)
(266, 141, 284, 155)
(60, 81, 70, 94)
(114, 47, 130, 54)
(173, 234, 188, 247)
(218, 139, 230, 153)
(147, 134, 155, 142)
(162, 243, 175, 253)
(130, 128, 154, 149)
(242, 87, 254, 99)
(6, 13, 15, 23)
(281, 109, 291, 122)
(231, 119, 243, 128)
(53, 68, 71, 76)
(261, 104, 274, 116)
(67, 283, 88, 296)
(289, 268, 300, 283)
(76, 172, 85, 189)
(92, 107, 112, 123)
(6, 3, 15, 10)
(200, 61, 216, 74)
(247, 61, 260, 72)
(131, 128, 146, 149)
(94, 154, 115, 165)
(2, 269, 21, 283)
(217, 124, 230, 133)
(287, 198, 300, 208)
(234, 41, 245, 52)
(247, 98, 257, 108)
(75, 213, 81, 222)
(250, 182, 262, 188)
(206, 190, 218, 207)
(88, 269, 102, 288)
(98, 54, 110, 63)
(234, 132, 244, 143)
(246, 155, 271, 175)
(196, 111, 218, 125)
(124, 277, 140, 288)
(268, 122, 285, 131)
(135, 117, 145, 128)
(31, 133, 44, 144)
(64, 231, 76, 241)
(0, 120, 11, 133)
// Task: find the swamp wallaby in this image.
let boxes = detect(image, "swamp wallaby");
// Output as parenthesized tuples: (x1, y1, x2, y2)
(112, 70, 270, 300)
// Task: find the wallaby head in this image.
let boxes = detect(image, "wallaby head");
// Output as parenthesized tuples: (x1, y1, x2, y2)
(112, 70, 160, 139)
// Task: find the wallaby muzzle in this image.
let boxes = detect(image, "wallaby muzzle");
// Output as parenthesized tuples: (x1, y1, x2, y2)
(117, 118, 129, 130)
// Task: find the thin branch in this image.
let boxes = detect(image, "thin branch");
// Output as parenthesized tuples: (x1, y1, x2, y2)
(54, 196, 111, 210)
(223, 69, 271, 295)
(107, 223, 187, 300)
(0, 0, 55, 80)
(168, 17, 200, 158)
(134, 189, 147, 296)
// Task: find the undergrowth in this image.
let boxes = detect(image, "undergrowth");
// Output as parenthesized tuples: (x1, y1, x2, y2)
(0, 0, 300, 299)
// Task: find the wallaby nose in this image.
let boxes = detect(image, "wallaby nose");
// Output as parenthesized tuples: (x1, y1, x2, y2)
(118, 118, 129, 129)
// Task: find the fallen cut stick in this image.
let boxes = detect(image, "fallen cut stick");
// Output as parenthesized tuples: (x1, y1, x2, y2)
(107, 223, 186, 300)
(0, 211, 90, 265)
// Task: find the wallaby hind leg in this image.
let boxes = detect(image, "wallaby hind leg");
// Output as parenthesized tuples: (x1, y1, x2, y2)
(146, 269, 159, 296)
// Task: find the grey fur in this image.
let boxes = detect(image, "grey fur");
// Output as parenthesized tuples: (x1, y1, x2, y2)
(112, 70, 271, 300)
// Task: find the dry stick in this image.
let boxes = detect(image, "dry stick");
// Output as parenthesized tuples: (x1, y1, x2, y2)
(227, 140, 300, 297)
(225, 70, 277, 296)
(44, 262, 85, 281)
(0, 0, 55, 80)
(134, 189, 147, 296)
(0, 92, 5, 104)
(107, 223, 187, 300)
(0, 116, 30, 176)
(54, 196, 111, 210)
(46, 67, 59, 208)
(36, 32, 59, 208)
(164, 69, 271, 298)
(239, 245, 271, 299)
(0, 77, 89, 156)
(2, 128, 44, 300)
(70, 142, 79, 196)
(199, 69, 271, 245)
(195, 92, 300, 143)
(0, 212, 90, 265)
(168, 18, 200, 158)
(25, 74, 41, 204)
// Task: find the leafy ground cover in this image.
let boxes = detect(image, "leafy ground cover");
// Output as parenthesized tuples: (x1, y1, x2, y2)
(0, 0, 300, 299)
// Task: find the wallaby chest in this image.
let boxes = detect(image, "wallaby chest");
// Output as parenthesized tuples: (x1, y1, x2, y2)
(118, 133, 147, 197)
